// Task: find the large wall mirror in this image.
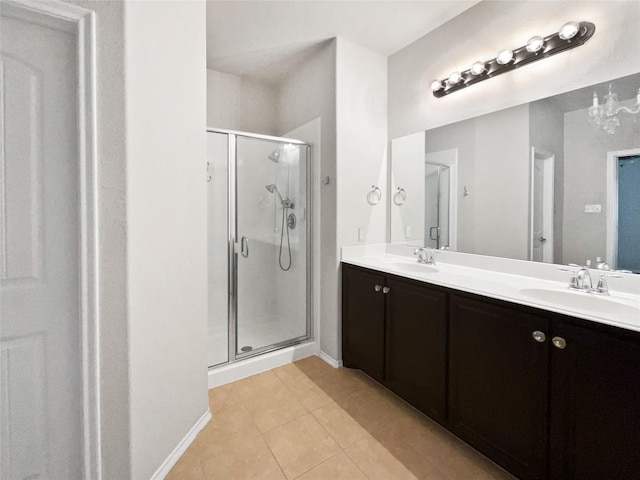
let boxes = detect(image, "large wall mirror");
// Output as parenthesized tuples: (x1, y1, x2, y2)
(390, 72, 640, 273)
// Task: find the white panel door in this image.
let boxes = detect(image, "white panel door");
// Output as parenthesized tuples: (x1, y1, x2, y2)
(1, 11, 83, 480)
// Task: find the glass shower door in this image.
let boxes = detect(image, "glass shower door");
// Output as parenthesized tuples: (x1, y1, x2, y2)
(235, 136, 310, 356)
(424, 163, 450, 249)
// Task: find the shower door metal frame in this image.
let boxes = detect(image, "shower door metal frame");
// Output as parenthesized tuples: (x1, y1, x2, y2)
(208, 128, 313, 366)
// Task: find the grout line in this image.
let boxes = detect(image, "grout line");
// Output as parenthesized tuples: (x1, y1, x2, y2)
(342, 444, 373, 480)
(290, 450, 345, 480)
(261, 432, 289, 480)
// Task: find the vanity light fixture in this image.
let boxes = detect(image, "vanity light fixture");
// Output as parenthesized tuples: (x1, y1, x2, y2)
(448, 71, 463, 84)
(558, 21, 580, 40)
(431, 21, 595, 98)
(470, 61, 485, 75)
(496, 49, 514, 65)
(526, 36, 545, 53)
(588, 84, 640, 134)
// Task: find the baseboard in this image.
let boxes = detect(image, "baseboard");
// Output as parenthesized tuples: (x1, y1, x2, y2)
(319, 350, 342, 368)
(208, 341, 317, 389)
(150, 409, 211, 480)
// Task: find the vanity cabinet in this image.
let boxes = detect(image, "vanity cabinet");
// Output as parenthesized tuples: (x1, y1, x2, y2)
(449, 294, 549, 480)
(341, 264, 447, 419)
(341, 266, 386, 382)
(384, 275, 447, 421)
(341, 262, 640, 480)
(549, 321, 640, 480)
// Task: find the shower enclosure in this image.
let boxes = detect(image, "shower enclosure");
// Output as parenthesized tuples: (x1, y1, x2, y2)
(207, 129, 312, 367)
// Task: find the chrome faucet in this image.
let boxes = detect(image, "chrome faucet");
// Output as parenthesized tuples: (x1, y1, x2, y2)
(559, 263, 623, 295)
(414, 248, 436, 265)
(573, 267, 593, 291)
(558, 263, 593, 291)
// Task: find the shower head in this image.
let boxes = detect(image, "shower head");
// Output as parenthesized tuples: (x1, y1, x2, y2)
(268, 149, 281, 163)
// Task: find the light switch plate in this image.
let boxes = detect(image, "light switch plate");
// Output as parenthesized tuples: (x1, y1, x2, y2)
(358, 227, 365, 242)
(405, 225, 412, 238)
(585, 204, 602, 213)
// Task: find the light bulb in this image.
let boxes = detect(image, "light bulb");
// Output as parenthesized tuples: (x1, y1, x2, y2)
(448, 71, 462, 85)
(559, 21, 580, 40)
(431, 80, 443, 92)
(496, 49, 514, 65)
(470, 61, 485, 75)
(526, 36, 544, 53)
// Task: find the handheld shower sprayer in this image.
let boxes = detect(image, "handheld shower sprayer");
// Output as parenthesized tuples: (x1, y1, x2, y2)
(265, 184, 293, 208)
(265, 184, 284, 203)
(265, 183, 295, 271)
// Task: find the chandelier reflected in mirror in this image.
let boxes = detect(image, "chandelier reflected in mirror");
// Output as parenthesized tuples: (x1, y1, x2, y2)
(588, 84, 640, 134)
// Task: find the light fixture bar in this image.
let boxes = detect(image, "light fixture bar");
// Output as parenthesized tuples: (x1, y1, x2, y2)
(432, 21, 595, 98)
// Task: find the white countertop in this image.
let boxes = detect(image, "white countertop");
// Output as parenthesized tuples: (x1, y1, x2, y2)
(341, 244, 640, 333)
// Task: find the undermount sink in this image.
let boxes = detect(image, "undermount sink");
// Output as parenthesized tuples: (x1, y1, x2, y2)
(387, 262, 438, 275)
(519, 288, 640, 317)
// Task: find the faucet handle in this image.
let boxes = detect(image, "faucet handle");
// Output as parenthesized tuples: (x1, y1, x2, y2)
(594, 273, 621, 295)
(427, 248, 436, 265)
(557, 266, 579, 289)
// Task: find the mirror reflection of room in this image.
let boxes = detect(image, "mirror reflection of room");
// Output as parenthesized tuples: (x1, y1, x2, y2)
(391, 72, 640, 273)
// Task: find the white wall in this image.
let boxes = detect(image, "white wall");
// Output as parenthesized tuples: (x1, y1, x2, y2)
(390, 132, 426, 245)
(125, 2, 208, 479)
(474, 105, 530, 260)
(389, 0, 640, 138)
(336, 38, 388, 248)
(206, 69, 278, 135)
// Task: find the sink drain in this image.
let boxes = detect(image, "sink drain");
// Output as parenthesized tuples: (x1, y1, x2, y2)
(240, 346, 253, 352)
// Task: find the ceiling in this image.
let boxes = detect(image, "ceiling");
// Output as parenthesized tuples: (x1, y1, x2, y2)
(206, 0, 481, 85)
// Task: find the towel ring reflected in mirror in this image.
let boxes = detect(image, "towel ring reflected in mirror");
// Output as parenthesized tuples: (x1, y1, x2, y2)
(393, 187, 406, 205)
(367, 185, 382, 205)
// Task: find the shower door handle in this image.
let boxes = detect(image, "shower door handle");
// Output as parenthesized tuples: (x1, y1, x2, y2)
(429, 226, 440, 240)
(240, 236, 249, 258)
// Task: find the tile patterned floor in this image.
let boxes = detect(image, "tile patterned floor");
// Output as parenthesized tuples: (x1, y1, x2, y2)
(167, 356, 516, 480)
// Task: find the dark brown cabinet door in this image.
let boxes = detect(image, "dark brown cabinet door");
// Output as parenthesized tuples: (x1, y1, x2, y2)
(384, 275, 447, 421)
(341, 265, 386, 382)
(550, 322, 640, 480)
(449, 294, 549, 480)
